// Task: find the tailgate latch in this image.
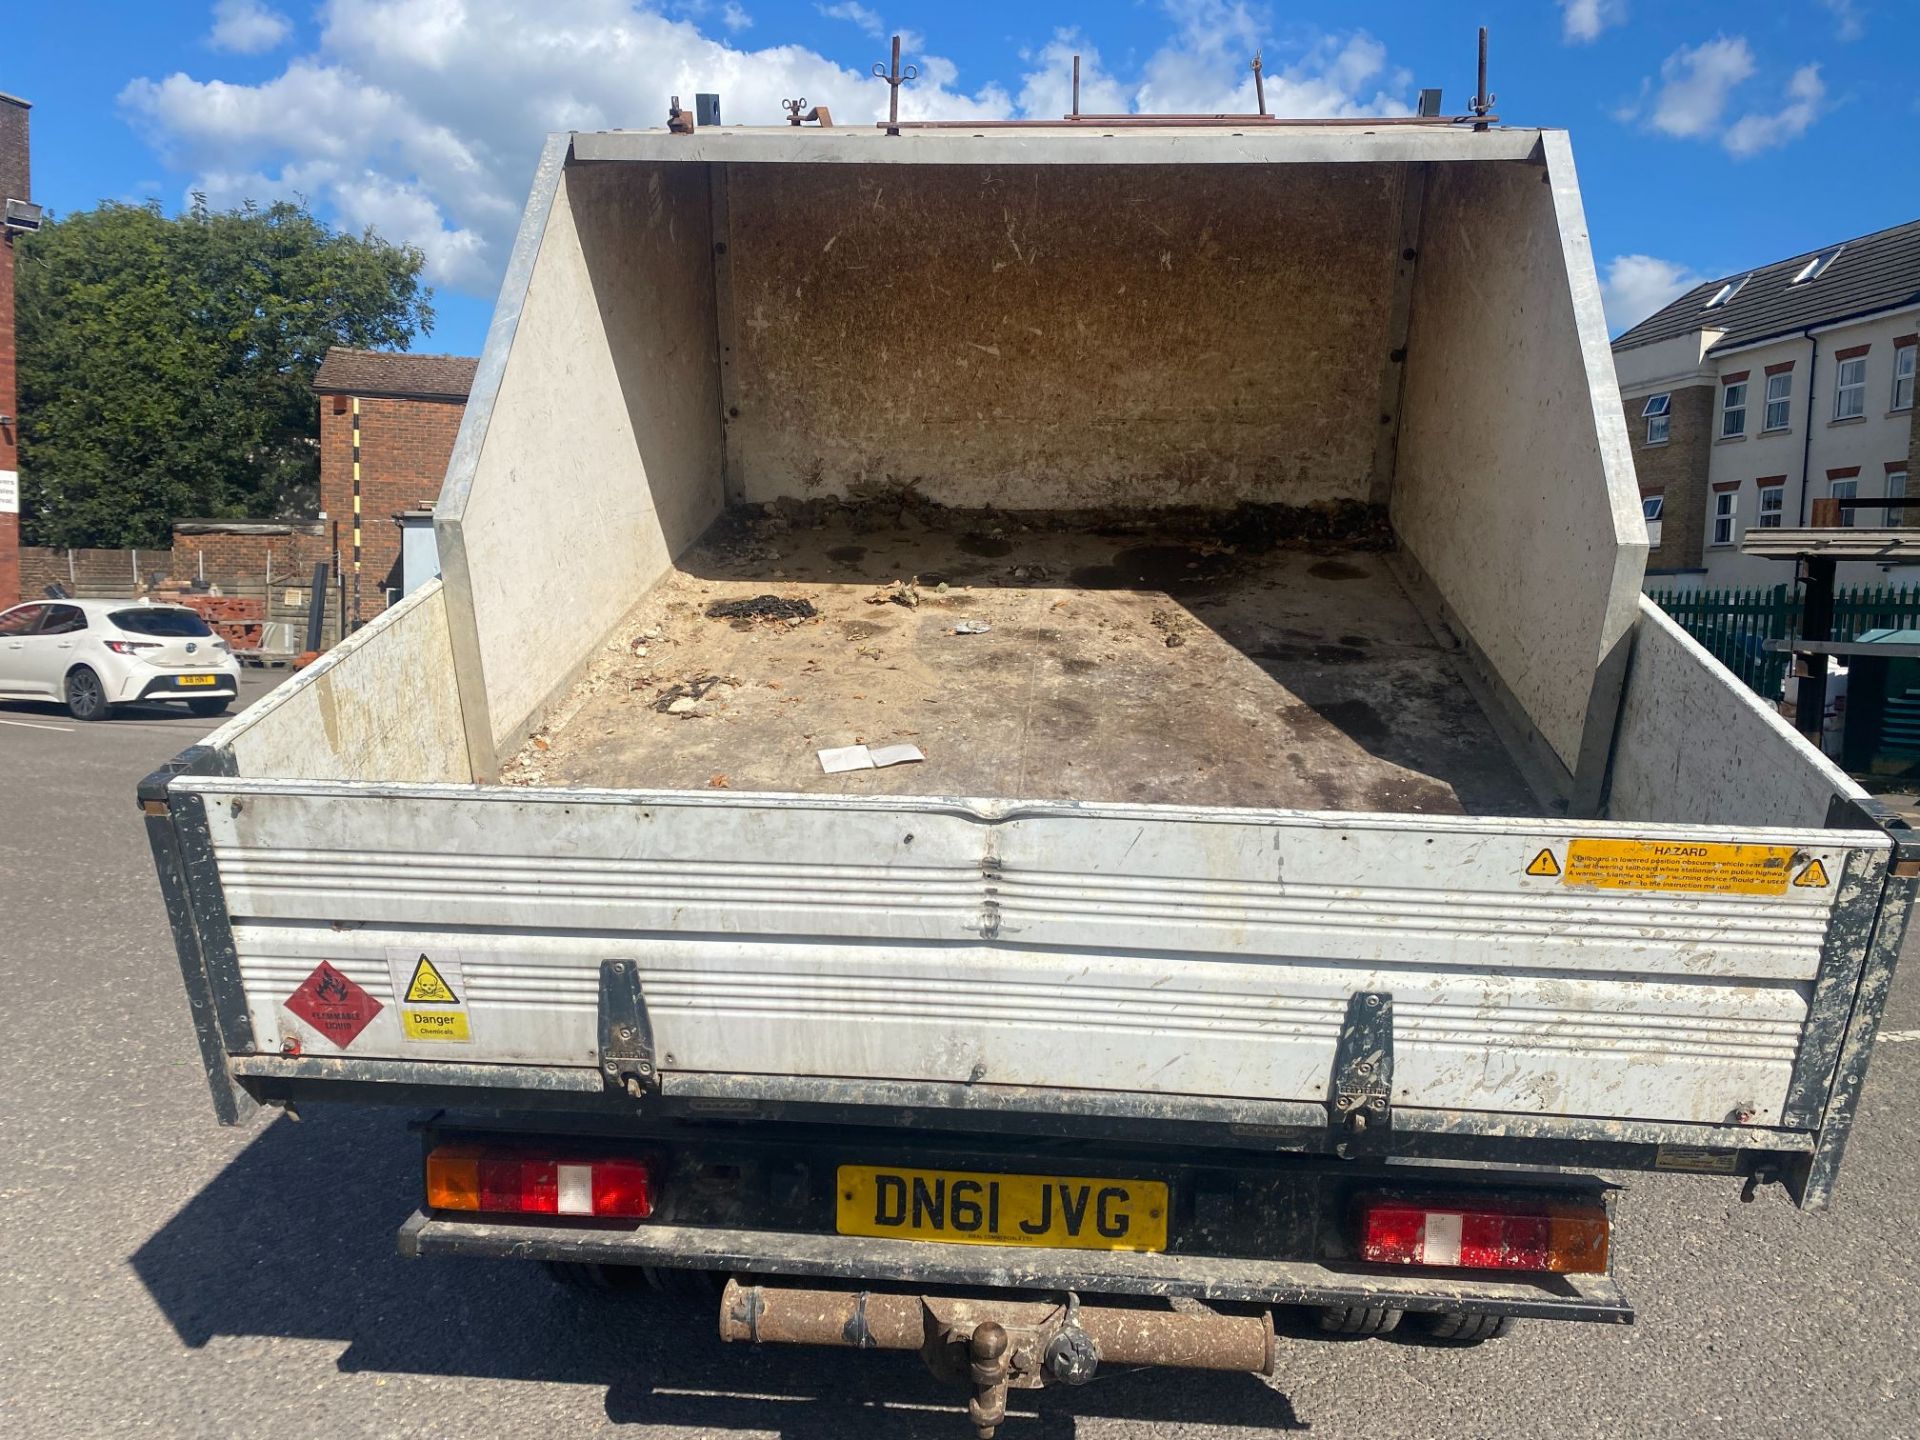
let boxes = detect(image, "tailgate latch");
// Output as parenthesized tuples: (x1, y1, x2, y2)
(598, 959, 659, 1097)
(1329, 991, 1393, 1155)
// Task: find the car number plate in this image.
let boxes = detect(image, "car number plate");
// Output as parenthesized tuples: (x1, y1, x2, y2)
(177, 675, 218, 686)
(836, 1165, 1168, 1252)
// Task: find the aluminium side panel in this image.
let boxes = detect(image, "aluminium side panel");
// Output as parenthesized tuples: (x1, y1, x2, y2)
(1392, 132, 1646, 810)
(180, 779, 1886, 1135)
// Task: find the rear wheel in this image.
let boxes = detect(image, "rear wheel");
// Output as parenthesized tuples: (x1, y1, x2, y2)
(64, 667, 110, 722)
(1316, 1304, 1403, 1336)
(187, 697, 232, 718)
(1414, 1311, 1513, 1344)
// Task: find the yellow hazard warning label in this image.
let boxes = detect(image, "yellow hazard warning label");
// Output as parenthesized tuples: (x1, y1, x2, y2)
(1560, 839, 1797, 895)
(1793, 859, 1832, 888)
(1525, 848, 1561, 877)
(403, 954, 460, 1005)
(385, 948, 472, 1044)
(401, 1008, 472, 1042)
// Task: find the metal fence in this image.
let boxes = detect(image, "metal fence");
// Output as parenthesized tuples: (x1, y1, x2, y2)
(1648, 583, 1920, 699)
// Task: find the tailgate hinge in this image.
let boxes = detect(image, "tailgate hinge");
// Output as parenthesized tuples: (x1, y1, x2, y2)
(1329, 991, 1393, 1156)
(598, 959, 658, 1097)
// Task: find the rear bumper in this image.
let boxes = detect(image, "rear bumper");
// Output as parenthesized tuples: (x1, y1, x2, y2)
(126, 671, 239, 702)
(395, 1210, 1632, 1324)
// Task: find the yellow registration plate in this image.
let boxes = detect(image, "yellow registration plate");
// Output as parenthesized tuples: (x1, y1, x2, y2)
(177, 675, 218, 687)
(836, 1165, 1169, 1252)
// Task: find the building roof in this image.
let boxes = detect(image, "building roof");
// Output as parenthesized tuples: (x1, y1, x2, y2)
(1612, 217, 1920, 355)
(313, 348, 476, 401)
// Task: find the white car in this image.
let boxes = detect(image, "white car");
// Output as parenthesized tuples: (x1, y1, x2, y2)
(0, 598, 242, 721)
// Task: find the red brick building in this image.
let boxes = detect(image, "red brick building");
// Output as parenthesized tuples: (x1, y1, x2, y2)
(0, 91, 32, 608)
(313, 347, 475, 623)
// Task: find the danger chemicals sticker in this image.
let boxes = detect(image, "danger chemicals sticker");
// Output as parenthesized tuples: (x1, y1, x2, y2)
(1560, 839, 1798, 896)
(386, 950, 473, 1044)
(284, 961, 382, 1048)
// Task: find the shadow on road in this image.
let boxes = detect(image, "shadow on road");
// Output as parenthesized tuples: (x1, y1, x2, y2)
(130, 1109, 1310, 1435)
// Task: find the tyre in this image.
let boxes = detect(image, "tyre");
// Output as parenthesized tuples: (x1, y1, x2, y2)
(544, 1260, 651, 1294)
(1316, 1304, 1403, 1336)
(187, 697, 232, 718)
(64, 667, 110, 722)
(1415, 1310, 1513, 1344)
(642, 1265, 723, 1297)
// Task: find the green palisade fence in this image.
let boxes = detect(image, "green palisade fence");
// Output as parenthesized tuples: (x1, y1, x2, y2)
(1649, 583, 1920, 700)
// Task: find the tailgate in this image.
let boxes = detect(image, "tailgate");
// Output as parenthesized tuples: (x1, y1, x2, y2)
(175, 782, 1889, 1133)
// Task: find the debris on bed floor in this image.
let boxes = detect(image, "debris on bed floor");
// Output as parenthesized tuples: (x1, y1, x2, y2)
(498, 500, 1543, 815)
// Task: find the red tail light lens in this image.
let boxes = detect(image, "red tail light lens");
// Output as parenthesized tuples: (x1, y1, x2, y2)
(427, 1146, 655, 1219)
(1355, 1193, 1609, 1274)
(104, 639, 162, 654)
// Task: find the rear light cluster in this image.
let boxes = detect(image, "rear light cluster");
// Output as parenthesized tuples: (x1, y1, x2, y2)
(1355, 1193, 1609, 1274)
(427, 1145, 656, 1219)
(103, 639, 161, 654)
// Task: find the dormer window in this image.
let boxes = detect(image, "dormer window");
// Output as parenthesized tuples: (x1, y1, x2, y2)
(1791, 246, 1842, 284)
(1703, 274, 1749, 309)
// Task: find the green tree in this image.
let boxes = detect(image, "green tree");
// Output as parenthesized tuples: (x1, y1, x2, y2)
(14, 197, 433, 547)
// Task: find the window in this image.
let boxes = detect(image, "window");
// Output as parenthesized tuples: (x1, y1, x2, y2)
(1791, 246, 1843, 284)
(1722, 380, 1748, 437)
(0, 604, 47, 637)
(1641, 392, 1671, 444)
(1704, 274, 1749, 309)
(1890, 469, 1909, 526)
(1758, 485, 1784, 528)
(110, 608, 213, 638)
(1835, 356, 1868, 419)
(1712, 491, 1737, 546)
(37, 605, 87, 636)
(1895, 345, 1916, 412)
(1831, 477, 1859, 527)
(1764, 371, 1793, 431)
(1642, 494, 1664, 547)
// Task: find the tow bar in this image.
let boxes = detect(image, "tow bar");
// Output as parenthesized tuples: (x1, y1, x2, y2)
(719, 1280, 1276, 1437)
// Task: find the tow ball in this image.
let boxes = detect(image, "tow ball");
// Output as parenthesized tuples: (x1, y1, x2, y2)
(719, 1280, 1276, 1438)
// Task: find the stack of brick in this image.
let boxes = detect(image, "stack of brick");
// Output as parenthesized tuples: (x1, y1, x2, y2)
(162, 591, 267, 650)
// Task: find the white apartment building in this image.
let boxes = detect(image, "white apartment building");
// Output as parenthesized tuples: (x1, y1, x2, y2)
(1612, 220, 1919, 591)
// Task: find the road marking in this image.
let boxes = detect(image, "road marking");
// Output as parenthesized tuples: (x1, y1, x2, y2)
(1878, 1029, 1920, 1045)
(0, 717, 73, 732)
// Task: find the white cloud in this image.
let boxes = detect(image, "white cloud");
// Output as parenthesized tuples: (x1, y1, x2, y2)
(1820, 0, 1864, 41)
(1622, 35, 1825, 158)
(207, 0, 293, 55)
(1601, 254, 1708, 333)
(1647, 35, 1755, 138)
(720, 2, 751, 31)
(1560, 0, 1626, 45)
(125, 1, 1410, 299)
(1723, 63, 1825, 156)
(819, 3, 883, 38)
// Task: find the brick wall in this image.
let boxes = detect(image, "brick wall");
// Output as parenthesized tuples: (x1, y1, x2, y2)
(317, 392, 464, 622)
(1621, 383, 1714, 571)
(171, 527, 330, 588)
(19, 546, 176, 598)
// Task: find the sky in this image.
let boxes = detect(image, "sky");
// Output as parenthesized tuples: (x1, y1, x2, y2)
(8, 1, 1917, 355)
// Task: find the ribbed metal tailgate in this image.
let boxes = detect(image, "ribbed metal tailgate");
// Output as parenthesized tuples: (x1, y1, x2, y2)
(186, 782, 1890, 1132)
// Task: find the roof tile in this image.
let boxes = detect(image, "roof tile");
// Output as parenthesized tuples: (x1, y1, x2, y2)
(313, 347, 477, 400)
(1612, 218, 1920, 355)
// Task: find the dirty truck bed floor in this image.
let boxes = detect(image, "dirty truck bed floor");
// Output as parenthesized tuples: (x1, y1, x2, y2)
(506, 516, 1542, 816)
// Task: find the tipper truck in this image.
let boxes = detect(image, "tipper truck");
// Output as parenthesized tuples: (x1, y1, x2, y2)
(143, 113, 1917, 1432)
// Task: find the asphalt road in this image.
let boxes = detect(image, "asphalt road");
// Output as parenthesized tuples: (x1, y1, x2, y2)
(2, 680, 1916, 1439)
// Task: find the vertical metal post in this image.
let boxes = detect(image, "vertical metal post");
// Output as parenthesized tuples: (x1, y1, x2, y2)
(1798, 556, 1837, 743)
(1473, 27, 1490, 131)
(872, 35, 917, 135)
(1071, 54, 1081, 118)
(1252, 53, 1267, 117)
(350, 395, 363, 628)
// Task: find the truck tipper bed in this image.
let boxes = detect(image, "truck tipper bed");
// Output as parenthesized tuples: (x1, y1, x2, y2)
(143, 119, 1917, 1430)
